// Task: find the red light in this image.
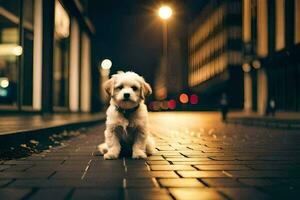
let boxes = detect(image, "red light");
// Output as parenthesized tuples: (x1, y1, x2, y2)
(168, 99, 176, 109)
(190, 94, 199, 104)
(161, 101, 169, 110)
(179, 93, 189, 104)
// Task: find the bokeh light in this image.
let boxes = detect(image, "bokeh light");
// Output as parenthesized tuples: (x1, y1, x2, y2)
(242, 63, 251, 72)
(190, 94, 199, 104)
(101, 59, 112, 70)
(179, 93, 189, 104)
(0, 78, 9, 88)
(168, 99, 176, 109)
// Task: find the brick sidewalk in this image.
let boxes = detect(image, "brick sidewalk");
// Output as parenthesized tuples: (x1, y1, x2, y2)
(1, 112, 300, 199)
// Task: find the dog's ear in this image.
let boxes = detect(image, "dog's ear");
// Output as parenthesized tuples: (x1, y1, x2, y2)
(103, 78, 114, 96)
(141, 82, 152, 99)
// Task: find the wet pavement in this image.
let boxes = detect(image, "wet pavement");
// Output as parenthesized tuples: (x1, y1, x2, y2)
(1, 112, 300, 199)
(0, 113, 105, 136)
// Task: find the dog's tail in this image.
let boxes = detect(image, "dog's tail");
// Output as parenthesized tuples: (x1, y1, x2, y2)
(97, 143, 108, 155)
(146, 136, 156, 155)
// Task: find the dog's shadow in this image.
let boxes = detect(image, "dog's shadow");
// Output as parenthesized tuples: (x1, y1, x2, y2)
(119, 140, 133, 157)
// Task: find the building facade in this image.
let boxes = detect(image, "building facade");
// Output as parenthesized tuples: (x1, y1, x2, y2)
(0, 0, 96, 113)
(188, 0, 243, 109)
(243, 0, 300, 114)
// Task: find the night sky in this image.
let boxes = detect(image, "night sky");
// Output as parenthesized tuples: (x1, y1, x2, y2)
(88, 0, 206, 84)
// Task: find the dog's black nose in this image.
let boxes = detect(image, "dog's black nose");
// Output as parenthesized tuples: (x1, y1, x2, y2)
(123, 93, 130, 99)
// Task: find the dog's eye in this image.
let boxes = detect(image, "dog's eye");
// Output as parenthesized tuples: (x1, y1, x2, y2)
(132, 86, 138, 91)
(116, 85, 123, 90)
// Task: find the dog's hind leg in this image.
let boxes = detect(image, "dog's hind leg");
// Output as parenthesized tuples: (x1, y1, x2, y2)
(146, 135, 156, 155)
(97, 143, 108, 155)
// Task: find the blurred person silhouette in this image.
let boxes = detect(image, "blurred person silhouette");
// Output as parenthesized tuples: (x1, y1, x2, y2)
(266, 98, 276, 116)
(220, 93, 228, 122)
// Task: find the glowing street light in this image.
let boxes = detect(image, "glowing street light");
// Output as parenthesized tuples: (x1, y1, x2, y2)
(158, 6, 172, 20)
(101, 59, 112, 70)
(0, 78, 9, 88)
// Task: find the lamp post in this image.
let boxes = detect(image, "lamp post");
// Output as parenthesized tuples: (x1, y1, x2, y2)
(99, 59, 112, 103)
(157, 6, 172, 100)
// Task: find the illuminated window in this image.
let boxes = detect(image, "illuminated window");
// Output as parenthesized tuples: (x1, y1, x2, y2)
(257, 0, 268, 57)
(275, 0, 285, 50)
(243, 0, 251, 43)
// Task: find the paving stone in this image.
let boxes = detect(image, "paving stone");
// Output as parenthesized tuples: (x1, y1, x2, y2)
(0, 179, 13, 187)
(163, 155, 186, 158)
(218, 188, 272, 200)
(4, 160, 62, 165)
(150, 165, 195, 171)
(228, 170, 300, 178)
(259, 185, 300, 199)
(159, 178, 205, 187)
(0, 172, 52, 179)
(125, 178, 156, 188)
(247, 164, 298, 170)
(238, 178, 282, 186)
(28, 188, 71, 200)
(50, 172, 84, 179)
(177, 171, 228, 178)
(169, 188, 225, 200)
(9, 179, 123, 188)
(209, 156, 238, 161)
(0, 188, 32, 200)
(27, 165, 83, 172)
(195, 165, 250, 170)
(147, 160, 170, 165)
(71, 189, 122, 200)
(0, 165, 11, 171)
(125, 171, 178, 178)
(152, 151, 182, 156)
(4, 165, 33, 172)
(125, 188, 172, 200)
(124, 160, 147, 166)
(146, 156, 165, 161)
(157, 146, 175, 151)
(166, 157, 212, 162)
(202, 178, 245, 187)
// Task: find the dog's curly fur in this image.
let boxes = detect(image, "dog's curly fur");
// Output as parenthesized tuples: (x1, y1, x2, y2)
(98, 71, 155, 159)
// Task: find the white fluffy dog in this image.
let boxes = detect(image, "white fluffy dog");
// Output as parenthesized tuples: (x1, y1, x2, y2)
(98, 71, 155, 159)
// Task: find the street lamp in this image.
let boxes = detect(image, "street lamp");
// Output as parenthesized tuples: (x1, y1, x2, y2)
(99, 59, 112, 103)
(158, 6, 172, 20)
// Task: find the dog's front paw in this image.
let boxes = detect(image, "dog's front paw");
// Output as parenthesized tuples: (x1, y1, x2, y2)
(103, 152, 119, 160)
(132, 149, 147, 159)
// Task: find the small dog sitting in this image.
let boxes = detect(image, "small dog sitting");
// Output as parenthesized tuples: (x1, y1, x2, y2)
(98, 71, 155, 159)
